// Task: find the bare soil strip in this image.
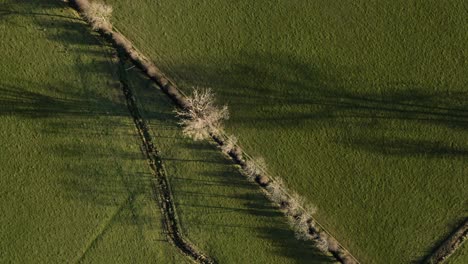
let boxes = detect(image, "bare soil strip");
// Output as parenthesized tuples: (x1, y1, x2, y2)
(423, 218, 468, 264)
(115, 49, 215, 264)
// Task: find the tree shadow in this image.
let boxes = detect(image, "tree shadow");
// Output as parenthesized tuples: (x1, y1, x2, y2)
(168, 51, 468, 164)
(0, 82, 126, 119)
(172, 51, 468, 132)
(344, 136, 468, 158)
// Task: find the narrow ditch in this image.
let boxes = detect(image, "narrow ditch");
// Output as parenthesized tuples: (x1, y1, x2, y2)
(115, 49, 215, 264)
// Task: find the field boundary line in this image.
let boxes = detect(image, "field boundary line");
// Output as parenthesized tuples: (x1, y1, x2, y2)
(422, 218, 468, 264)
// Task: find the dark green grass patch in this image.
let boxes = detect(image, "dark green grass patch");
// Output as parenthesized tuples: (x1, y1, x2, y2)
(106, 0, 468, 262)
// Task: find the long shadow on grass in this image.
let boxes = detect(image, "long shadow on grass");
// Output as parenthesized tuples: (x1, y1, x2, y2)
(172, 51, 468, 134)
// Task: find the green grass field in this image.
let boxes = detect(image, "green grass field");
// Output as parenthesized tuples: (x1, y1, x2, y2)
(0, 1, 187, 263)
(106, 0, 468, 262)
(1, 1, 336, 263)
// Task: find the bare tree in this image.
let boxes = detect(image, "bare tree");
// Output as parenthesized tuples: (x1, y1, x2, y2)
(81, 1, 113, 31)
(176, 88, 229, 141)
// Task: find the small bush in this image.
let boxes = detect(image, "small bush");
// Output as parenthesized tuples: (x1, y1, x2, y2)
(176, 88, 229, 141)
(327, 236, 340, 252)
(220, 135, 238, 154)
(112, 32, 132, 50)
(304, 203, 318, 216)
(284, 191, 305, 217)
(256, 174, 270, 186)
(243, 156, 266, 181)
(290, 213, 312, 241)
(265, 178, 288, 205)
(74, 0, 90, 10)
(313, 232, 329, 253)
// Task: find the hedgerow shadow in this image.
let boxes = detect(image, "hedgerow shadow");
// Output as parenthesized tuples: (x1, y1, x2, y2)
(126, 63, 333, 262)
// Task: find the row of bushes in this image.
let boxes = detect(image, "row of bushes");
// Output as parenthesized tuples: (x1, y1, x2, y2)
(219, 134, 356, 264)
(70, 1, 357, 263)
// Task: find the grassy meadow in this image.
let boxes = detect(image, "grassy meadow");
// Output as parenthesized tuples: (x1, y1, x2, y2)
(106, 0, 468, 262)
(0, 1, 187, 263)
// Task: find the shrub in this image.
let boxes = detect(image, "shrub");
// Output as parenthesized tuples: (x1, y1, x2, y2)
(327, 236, 340, 252)
(265, 178, 288, 205)
(313, 232, 329, 253)
(341, 255, 356, 264)
(243, 156, 266, 181)
(220, 135, 238, 154)
(284, 191, 305, 217)
(304, 203, 318, 216)
(290, 213, 312, 241)
(81, 1, 113, 31)
(256, 174, 270, 186)
(112, 32, 132, 50)
(74, 0, 90, 10)
(176, 88, 229, 141)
